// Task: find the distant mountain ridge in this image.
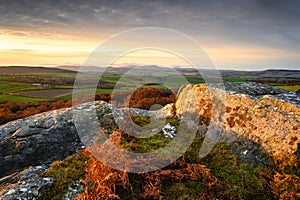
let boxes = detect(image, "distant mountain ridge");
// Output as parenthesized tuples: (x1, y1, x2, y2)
(0, 66, 77, 74)
(1, 65, 299, 73)
(0, 66, 299, 82)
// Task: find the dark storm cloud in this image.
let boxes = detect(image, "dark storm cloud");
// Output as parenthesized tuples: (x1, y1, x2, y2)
(1, 0, 300, 31)
(1, 0, 300, 67)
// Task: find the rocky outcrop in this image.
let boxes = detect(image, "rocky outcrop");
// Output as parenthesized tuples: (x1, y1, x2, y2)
(0, 100, 173, 178)
(222, 82, 300, 106)
(0, 108, 79, 178)
(0, 82, 298, 199)
(0, 100, 175, 198)
(0, 165, 52, 199)
(176, 84, 299, 167)
(0, 101, 116, 178)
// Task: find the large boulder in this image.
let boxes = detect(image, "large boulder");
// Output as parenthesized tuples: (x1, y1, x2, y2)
(0, 101, 114, 178)
(0, 100, 174, 178)
(176, 84, 299, 167)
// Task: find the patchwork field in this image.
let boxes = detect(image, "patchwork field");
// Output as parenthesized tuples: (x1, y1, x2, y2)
(275, 85, 300, 92)
(0, 66, 299, 103)
(17, 89, 75, 98)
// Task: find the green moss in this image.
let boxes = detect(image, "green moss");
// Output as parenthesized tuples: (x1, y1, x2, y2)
(39, 152, 89, 200)
(163, 181, 204, 200)
(131, 115, 151, 127)
(36, 117, 289, 199)
(198, 142, 272, 199)
(120, 118, 272, 199)
(121, 132, 171, 153)
(166, 134, 272, 199)
(120, 116, 182, 153)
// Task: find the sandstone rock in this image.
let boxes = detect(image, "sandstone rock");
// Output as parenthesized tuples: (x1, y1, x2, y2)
(176, 84, 300, 167)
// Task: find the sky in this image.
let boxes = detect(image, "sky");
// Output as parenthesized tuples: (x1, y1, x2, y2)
(0, 0, 300, 70)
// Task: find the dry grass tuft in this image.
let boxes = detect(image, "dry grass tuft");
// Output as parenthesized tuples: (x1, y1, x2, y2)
(269, 172, 300, 200)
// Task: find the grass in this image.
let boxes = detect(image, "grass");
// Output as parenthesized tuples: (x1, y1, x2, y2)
(0, 94, 53, 103)
(0, 75, 10, 80)
(121, 130, 273, 199)
(53, 85, 74, 89)
(101, 75, 159, 85)
(0, 81, 45, 93)
(100, 75, 121, 82)
(0, 81, 54, 103)
(185, 76, 205, 84)
(164, 77, 189, 88)
(40, 152, 89, 200)
(223, 77, 248, 82)
(39, 117, 298, 199)
(115, 117, 274, 199)
(163, 134, 272, 199)
(199, 142, 272, 199)
(275, 85, 300, 92)
(120, 116, 174, 153)
(3, 71, 297, 104)
(163, 181, 205, 200)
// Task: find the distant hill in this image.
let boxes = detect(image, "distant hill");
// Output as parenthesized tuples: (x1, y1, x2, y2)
(1, 66, 299, 81)
(0, 66, 77, 75)
(219, 69, 300, 81)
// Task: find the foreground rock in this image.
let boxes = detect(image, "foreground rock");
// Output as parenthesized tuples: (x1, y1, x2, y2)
(0, 82, 298, 199)
(222, 82, 300, 106)
(0, 101, 116, 178)
(176, 84, 299, 167)
(0, 101, 174, 199)
(0, 101, 173, 178)
(0, 165, 52, 199)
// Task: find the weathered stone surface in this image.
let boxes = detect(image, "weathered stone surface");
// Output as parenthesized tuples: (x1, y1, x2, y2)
(0, 101, 177, 199)
(0, 101, 114, 178)
(222, 82, 300, 106)
(176, 84, 300, 167)
(0, 82, 298, 199)
(0, 165, 52, 199)
(0, 100, 174, 179)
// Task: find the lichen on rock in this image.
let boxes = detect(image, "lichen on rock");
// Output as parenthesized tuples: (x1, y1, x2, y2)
(176, 83, 299, 168)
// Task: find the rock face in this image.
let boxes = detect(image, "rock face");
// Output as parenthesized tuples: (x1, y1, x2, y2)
(0, 82, 298, 198)
(176, 84, 300, 167)
(222, 82, 300, 106)
(0, 108, 79, 178)
(0, 100, 174, 178)
(0, 165, 52, 199)
(0, 100, 176, 198)
(0, 101, 115, 178)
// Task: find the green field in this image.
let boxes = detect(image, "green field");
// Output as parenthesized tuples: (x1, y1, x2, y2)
(0, 94, 53, 103)
(0, 81, 45, 93)
(275, 85, 300, 92)
(1, 66, 299, 103)
(223, 77, 249, 82)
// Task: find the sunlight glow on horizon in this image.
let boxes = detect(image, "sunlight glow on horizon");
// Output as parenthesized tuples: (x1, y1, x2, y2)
(0, 29, 299, 70)
(0, 31, 99, 66)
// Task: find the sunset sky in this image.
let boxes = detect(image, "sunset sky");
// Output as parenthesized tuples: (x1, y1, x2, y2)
(0, 0, 300, 70)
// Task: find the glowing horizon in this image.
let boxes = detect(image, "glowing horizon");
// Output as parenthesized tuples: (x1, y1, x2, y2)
(1, 1, 299, 70)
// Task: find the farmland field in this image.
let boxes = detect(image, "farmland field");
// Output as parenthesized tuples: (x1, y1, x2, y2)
(275, 85, 300, 92)
(17, 89, 75, 98)
(0, 81, 45, 93)
(0, 94, 53, 103)
(0, 66, 299, 103)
